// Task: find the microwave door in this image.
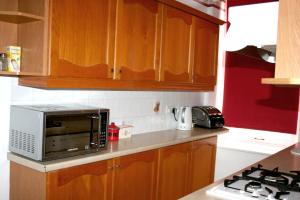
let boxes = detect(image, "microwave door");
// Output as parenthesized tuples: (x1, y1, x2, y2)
(44, 114, 97, 160)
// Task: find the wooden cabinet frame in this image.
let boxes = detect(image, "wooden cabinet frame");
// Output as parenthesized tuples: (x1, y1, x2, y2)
(49, 0, 117, 79)
(0, 0, 49, 76)
(159, 4, 193, 83)
(156, 137, 217, 199)
(0, 0, 224, 90)
(10, 137, 217, 200)
(114, 0, 162, 82)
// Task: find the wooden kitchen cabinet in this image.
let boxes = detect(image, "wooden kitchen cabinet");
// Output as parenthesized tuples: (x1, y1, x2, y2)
(160, 5, 193, 83)
(47, 150, 158, 200)
(11, 160, 113, 200)
(192, 18, 219, 87)
(50, 0, 116, 79)
(156, 142, 191, 200)
(0, 0, 47, 76)
(114, 0, 162, 81)
(11, 150, 158, 200)
(188, 137, 217, 192)
(10, 162, 46, 200)
(160, 4, 219, 86)
(47, 160, 113, 200)
(14, 0, 224, 90)
(10, 137, 217, 200)
(156, 137, 217, 199)
(113, 150, 158, 200)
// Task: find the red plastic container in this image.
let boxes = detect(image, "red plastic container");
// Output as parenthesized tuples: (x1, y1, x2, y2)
(108, 122, 119, 141)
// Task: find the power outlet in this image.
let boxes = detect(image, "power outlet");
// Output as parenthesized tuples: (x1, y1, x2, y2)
(166, 106, 178, 122)
(165, 105, 177, 114)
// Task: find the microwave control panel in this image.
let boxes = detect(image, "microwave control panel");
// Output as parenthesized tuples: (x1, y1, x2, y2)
(98, 110, 109, 148)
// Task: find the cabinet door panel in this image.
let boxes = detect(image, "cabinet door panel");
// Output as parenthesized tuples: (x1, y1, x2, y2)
(115, 0, 161, 81)
(193, 18, 219, 86)
(50, 0, 116, 78)
(189, 137, 217, 192)
(161, 5, 192, 83)
(47, 160, 112, 200)
(157, 142, 191, 200)
(113, 150, 158, 200)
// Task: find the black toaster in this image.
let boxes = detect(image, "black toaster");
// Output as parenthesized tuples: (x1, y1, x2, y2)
(192, 106, 224, 128)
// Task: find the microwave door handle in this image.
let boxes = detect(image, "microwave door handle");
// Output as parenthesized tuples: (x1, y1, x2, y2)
(97, 113, 102, 149)
(90, 116, 95, 148)
(90, 115, 100, 148)
(90, 116, 94, 148)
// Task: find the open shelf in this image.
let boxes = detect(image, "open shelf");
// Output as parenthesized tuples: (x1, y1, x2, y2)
(0, 0, 47, 77)
(261, 78, 300, 86)
(0, 11, 44, 24)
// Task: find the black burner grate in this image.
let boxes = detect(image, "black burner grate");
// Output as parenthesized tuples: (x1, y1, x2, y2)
(223, 164, 300, 199)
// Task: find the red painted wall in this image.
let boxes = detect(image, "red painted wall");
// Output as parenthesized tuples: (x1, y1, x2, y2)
(222, 0, 299, 134)
(228, 0, 278, 7)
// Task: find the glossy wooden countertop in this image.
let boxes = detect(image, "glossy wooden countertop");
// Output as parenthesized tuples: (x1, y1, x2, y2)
(7, 127, 228, 172)
(180, 142, 300, 200)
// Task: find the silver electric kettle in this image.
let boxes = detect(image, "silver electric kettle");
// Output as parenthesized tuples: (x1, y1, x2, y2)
(176, 106, 192, 130)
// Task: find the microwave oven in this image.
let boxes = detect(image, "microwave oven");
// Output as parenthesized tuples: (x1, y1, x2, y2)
(9, 104, 109, 161)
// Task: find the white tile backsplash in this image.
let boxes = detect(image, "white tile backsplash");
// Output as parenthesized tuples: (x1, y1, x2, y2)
(2, 77, 209, 138)
(11, 81, 33, 103)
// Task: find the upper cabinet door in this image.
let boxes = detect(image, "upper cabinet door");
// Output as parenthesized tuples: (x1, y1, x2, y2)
(160, 5, 193, 83)
(115, 0, 161, 81)
(50, 0, 116, 78)
(192, 18, 219, 86)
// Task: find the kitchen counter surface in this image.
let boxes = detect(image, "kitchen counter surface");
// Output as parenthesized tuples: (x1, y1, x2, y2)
(180, 142, 300, 200)
(7, 127, 228, 172)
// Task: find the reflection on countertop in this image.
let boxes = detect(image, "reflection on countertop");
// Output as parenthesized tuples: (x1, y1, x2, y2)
(214, 127, 298, 181)
(217, 127, 297, 154)
(180, 142, 300, 200)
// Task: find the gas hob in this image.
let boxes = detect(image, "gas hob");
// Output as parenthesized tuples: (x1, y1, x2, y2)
(207, 164, 300, 200)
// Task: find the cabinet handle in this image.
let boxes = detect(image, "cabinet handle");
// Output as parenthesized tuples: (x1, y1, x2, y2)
(108, 165, 121, 170)
(110, 68, 114, 73)
(119, 69, 122, 74)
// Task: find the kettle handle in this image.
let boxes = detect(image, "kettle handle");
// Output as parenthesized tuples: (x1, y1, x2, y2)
(181, 107, 186, 124)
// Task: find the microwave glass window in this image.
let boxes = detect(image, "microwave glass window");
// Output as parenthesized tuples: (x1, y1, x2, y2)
(45, 114, 99, 155)
(46, 115, 98, 136)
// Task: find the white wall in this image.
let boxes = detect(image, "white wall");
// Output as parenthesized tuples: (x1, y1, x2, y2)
(0, 77, 208, 200)
(0, 77, 12, 200)
(203, 22, 226, 109)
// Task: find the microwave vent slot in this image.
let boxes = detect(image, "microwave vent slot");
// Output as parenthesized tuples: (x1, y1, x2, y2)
(10, 129, 36, 154)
